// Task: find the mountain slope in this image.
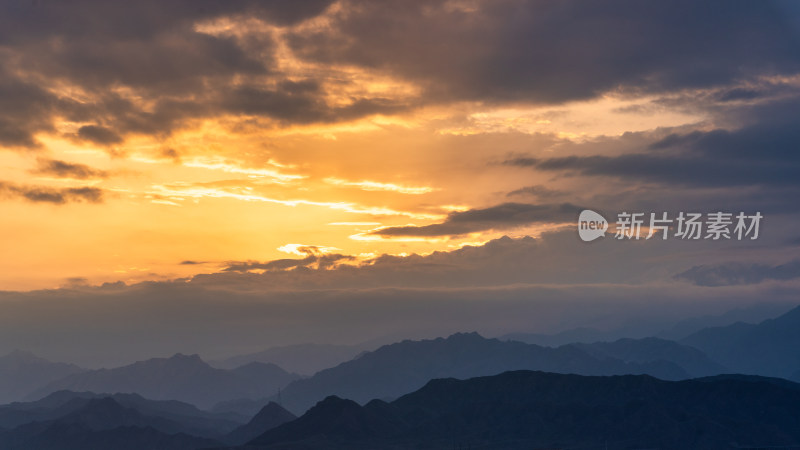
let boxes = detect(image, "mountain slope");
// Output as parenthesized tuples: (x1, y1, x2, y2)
(270, 332, 697, 415)
(0, 397, 222, 450)
(247, 370, 800, 450)
(223, 401, 296, 445)
(0, 390, 244, 433)
(0, 351, 85, 403)
(214, 343, 368, 375)
(29, 354, 300, 409)
(682, 304, 800, 378)
(572, 337, 727, 377)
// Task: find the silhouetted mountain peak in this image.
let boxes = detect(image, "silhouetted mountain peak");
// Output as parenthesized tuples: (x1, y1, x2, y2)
(118, 353, 210, 374)
(682, 303, 800, 378)
(770, 304, 800, 326)
(231, 361, 294, 378)
(222, 401, 297, 445)
(293, 395, 377, 434)
(0, 351, 86, 404)
(3, 349, 40, 362)
(254, 370, 800, 449)
(444, 331, 485, 342)
(251, 395, 399, 446)
(32, 351, 300, 409)
(166, 353, 205, 364)
(256, 401, 295, 418)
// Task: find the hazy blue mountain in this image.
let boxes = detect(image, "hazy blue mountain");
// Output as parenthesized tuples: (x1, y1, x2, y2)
(500, 327, 626, 346)
(222, 401, 296, 445)
(211, 397, 268, 419)
(0, 390, 244, 436)
(243, 370, 800, 450)
(500, 303, 795, 346)
(266, 332, 698, 415)
(682, 304, 800, 378)
(29, 354, 301, 409)
(214, 343, 369, 375)
(0, 397, 222, 450)
(657, 302, 795, 340)
(0, 351, 85, 403)
(571, 337, 727, 377)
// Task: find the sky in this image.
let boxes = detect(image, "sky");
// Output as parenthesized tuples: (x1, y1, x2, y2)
(1, 0, 800, 367)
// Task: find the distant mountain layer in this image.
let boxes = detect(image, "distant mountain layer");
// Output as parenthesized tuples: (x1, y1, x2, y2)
(214, 343, 368, 375)
(0, 390, 244, 436)
(29, 354, 301, 409)
(0, 351, 85, 403)
(269, 332, 710, 415)
(242, 370, 800, 450)
(682, 304, 800, 378)
(0, 397, 221, 450)
(571, 337, 727, 377)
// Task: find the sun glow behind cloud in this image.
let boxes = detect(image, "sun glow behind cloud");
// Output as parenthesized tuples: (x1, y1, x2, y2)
(0, 0, 798, 294)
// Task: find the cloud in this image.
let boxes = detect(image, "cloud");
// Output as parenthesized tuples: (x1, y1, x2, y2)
(0, 67, 63, 148)
(34, 159, 108, 179)
(222, 253, 355, 272)
(674, 260, 800, 287)
(503, 99, 800, 189)
(2, 0, 798, 150)
(0, 0, 396, 148)
(1, 233, 798, 367)
(506, 185, 564, 198)
(289, 0, 800, 105)
(0, 181, 103, 204)
(76, 125, 123, 145)
(370, 202, 582, 237)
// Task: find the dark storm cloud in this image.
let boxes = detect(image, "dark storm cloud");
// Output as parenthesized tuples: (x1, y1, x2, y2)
(289, 0, 800, 104)
(0, 181, 103, 204)
(675, 260, 800, 287)
(503, 99, 800, 189)
(0, 68, 64, 148)
(505, 153, 800, 188)
(33, 158, 108, 179)
(218, 82, 410, 124)
(0, 0, 383, 148)
(371, 203, 581, 237)
(0, 0, 333, 44)
(76, 126, 123, 145)
(3, 0, 799, 149)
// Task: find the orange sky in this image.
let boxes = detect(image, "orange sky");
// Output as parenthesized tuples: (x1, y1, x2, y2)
(0, 0, 797, 292)
(0, 90, 707, 290)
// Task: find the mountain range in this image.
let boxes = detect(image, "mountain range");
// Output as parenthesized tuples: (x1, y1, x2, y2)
(0, 390, 243, 436)
(682, 304, 800, 379)
(3, 304, 800, 449)
(265, 332, 717, 414)
(241, 370, 800, 449)
(28, 354, 301, 409)
(212, 343, 370, 376)
(0, 392, 298, 449)
(0, 351, 85, 403)
(0, 397, 222, 450)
